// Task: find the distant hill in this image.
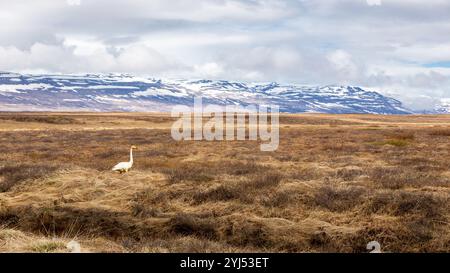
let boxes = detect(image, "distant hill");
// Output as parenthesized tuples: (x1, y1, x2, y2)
(0, 72, 412, 114)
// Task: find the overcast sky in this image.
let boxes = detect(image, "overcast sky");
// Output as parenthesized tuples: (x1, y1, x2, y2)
(1, 0, 450, 110)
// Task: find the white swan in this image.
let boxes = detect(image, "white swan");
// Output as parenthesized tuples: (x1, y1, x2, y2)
(112, 145, 137, 174)
(367, 241, 382, 253)
(67, 240, 81, 253)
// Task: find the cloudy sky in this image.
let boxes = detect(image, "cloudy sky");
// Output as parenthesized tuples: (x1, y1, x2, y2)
(1, 0, 450, 110)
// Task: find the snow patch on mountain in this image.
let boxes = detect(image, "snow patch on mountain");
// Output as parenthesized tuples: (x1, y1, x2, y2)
(0, 72, 412, 114)
(434, 98, 450, 113)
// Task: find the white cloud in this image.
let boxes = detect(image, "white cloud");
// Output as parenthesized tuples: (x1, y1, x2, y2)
(194, 62, 224, 78)
(66, 0, 81, 6)
(327, 50, 359, 81)
(0, 42, 181, 75)
(366, 0, 382, 6)
(1, 0, 450, 109)
(116, 44, 180, 74)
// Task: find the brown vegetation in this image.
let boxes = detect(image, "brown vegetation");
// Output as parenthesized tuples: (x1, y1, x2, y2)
(0, 113, 449, 253)
(0, 115, 81, 124)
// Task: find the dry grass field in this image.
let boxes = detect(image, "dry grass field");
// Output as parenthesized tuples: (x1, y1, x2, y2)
(0, 112, 449, 253)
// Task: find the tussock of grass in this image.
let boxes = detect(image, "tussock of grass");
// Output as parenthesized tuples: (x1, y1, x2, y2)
(370, 166, 448, 189)
(162, 165, 214, 183)
(335, 167, 364, 181)
(429, 129, 450, 137)
(261, 190, 295, 208)
(193, 171, 283, 204)
(220, 161, 266, 175)
(223, 219, 272, 248)
(30, 241, 66, 253)
(193, 185, 239, 203)
(167, 214, 217, 239)
(131, 189, 162, 218)
(314, 186, 367, 212)
(0, 164, 59, 192)
(245, 171, 282, 189)
(366, 191, 447, 218)
(289, 166, 323, 181)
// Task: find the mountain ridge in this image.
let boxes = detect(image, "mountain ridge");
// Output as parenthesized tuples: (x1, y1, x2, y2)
(0, 72, 412, 114)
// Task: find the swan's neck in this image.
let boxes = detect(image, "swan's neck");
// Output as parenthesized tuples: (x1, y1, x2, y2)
(129, 148, 134, 164)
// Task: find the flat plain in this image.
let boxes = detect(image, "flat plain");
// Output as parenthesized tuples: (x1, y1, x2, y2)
(0, 112, 449, 252)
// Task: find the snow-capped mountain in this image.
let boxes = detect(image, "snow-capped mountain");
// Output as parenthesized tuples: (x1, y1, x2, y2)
(434, 99, 450, 114)
(0, 72, 411, 114)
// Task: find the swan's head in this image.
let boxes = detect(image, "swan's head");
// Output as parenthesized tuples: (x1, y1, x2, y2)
(131, 145, 137, 150)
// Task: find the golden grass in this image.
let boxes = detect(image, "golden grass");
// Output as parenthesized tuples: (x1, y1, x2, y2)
(0, 113, 449, 253)
(0, 115, 82, 125)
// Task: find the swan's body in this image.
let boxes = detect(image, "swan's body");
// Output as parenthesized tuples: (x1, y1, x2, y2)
(367, 241, 382, 253)
(67, 240, 81, 253)
(112, 145, 137, 173)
